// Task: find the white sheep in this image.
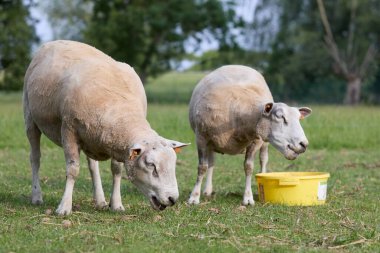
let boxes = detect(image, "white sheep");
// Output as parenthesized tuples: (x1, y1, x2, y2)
(23, 40, 188, 215)
(188, 65, 312, 205)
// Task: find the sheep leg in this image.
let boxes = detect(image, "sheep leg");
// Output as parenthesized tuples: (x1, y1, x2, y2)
(110, 159, 125, 211)
(87, 157, 108, 209)
(56, 128, 80, 215)
(26, 120, 43, 205)
(259, 142, 269, 173)
(203, 151, 215, 197)
(242, 140, 263, 205)
(188, 136, 209, 204)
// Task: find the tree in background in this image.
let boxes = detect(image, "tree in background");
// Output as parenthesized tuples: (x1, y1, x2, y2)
(0, 0, 37, 91)
(190, 49, 269, 73)
(42, 0, 92, 41)
(317, 0, 378, 105)
(83, 0, 241, 82)
(250, 1, 336, 103)
(3, 0, 378, 104)
(251, 0, 379, 104)
(189, 1, 274, 74)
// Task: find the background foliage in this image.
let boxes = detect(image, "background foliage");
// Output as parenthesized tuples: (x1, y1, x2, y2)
(0, 0, 379, 102)
(0, 0, 37, 91)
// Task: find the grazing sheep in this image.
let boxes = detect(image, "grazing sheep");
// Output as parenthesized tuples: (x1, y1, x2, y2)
(23, 40, 188, 215)
(188, 65, 312, 205)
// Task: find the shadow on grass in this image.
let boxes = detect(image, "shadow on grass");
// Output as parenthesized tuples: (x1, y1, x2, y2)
(0, 191, 32, 207)
(0, 179, 147, 214)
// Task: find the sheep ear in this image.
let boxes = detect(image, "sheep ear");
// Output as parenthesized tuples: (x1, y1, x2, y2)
(263, 102, 273, 116)
(299, 107, 312, 119)
(167, 140, 190, 154)
(129, 144, 143, 160)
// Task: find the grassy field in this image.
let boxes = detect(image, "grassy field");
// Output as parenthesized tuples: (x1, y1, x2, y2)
(0, 84, 380, 252)
(145, 71, 206, 104)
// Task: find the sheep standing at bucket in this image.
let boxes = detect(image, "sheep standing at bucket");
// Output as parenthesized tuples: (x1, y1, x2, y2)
(188, 65, 312, 206)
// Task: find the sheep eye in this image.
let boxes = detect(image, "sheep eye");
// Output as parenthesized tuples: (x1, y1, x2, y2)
(152, 168, 158, 178)
(149, 163, 158, 178)
(282, 116, 288, 125)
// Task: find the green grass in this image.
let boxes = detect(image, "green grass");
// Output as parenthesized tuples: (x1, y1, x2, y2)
(145, 71, 205, 104)
(0, 90, 380, 253)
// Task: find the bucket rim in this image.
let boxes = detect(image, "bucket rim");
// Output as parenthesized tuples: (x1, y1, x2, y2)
(255, 171, 330, 180)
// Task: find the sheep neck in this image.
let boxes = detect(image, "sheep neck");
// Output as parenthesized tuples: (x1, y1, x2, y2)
(106, 117, 159, 162)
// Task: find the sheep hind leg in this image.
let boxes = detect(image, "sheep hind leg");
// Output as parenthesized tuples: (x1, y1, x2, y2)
(188, 136, 209, 205)
(203, 151, 215, 197)
(87, 157, 108, 209)
(56, 128, 80, 216)
(242, 140, 263, 206)
(26, 120, 43, 205)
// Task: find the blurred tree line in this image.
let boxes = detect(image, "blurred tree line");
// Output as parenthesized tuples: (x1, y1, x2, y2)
(0, 0, 379, 104)
(0, 0, 38, 91)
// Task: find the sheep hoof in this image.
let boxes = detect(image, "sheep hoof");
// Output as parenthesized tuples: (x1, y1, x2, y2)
(111, 205, 125, 212)
(31, 192, 43, 205)
(188, 196, 200, 205)
(242, 197, 255, 206)
(203, 191, 215, 199)
(56, 199, 73, 215)
(95, 201, 109, 210)
(31, 198, 43, 205)
(56, 207, 72, 216)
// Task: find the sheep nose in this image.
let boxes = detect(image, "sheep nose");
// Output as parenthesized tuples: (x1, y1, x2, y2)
(299, 141, 308, 152)
(168, 196, 177, 206)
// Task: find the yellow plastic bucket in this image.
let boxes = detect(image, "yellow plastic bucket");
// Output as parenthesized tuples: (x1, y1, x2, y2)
(255, 172, 330, 206)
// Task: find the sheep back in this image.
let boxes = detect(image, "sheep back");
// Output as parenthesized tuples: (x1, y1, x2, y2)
(23, 40, 148, 160)
(189, 65, 273, 154)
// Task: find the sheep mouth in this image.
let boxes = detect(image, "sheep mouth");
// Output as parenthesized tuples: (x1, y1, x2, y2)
(286, 145, 300, 160)
(150, 196, 167, 211)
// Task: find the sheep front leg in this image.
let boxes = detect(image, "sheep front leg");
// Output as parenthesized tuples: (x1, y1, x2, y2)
(242, 140, 263, 206)
(259, 142, 269, 173)
(188, 136, 209, 205)
(110, 159, 125, 211)
(56, 129, 80, 216)
(87, 157, 107, 209)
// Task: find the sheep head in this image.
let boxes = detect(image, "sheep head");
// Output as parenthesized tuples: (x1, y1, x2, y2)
(257, 102, 312, 160)
(125, 138, 189, 210)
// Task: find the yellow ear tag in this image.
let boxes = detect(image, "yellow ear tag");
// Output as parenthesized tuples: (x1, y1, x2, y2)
(265, 104, 272, 113)
(129, 150, 139, 160)
(300, 115, 305, 120)
(174, 147, 181, 154)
